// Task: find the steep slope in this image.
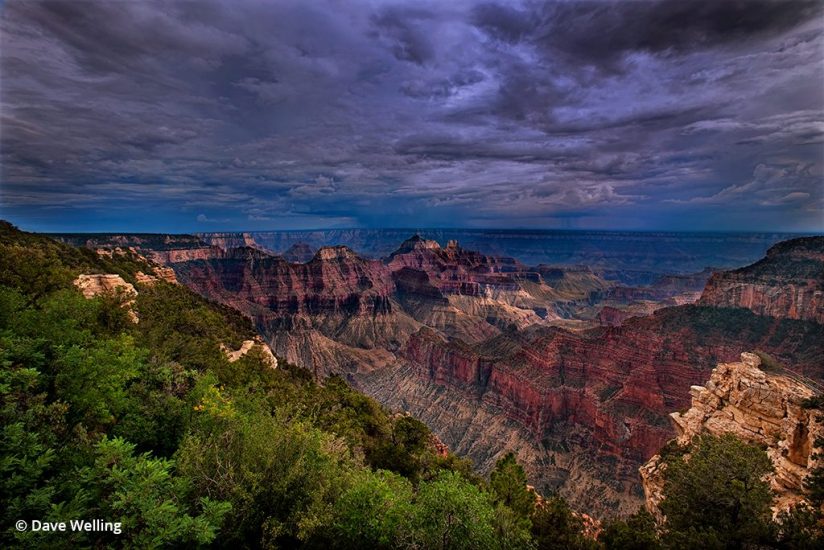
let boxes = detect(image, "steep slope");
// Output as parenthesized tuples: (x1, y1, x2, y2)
(2, 221, 515, 548)
(367, 304, 822, 516)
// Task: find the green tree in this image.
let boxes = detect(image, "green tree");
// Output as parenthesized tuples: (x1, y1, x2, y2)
(488, 453, 535, 549)
(177, 401, 352, 547)
(330, 469, 414, 548)
(774, 504, 824, 549)
(490, 453, 535, 519)
(75, 437, 230, 549)
(55, 334, 144, 430)
(492, 503, 536, 550)
(599, 508, 660, 550)
(0, 361, 67, 541)
(531, 495, 595, 550)
(411, 471, 497, 550)
(660, 434, 774, 548)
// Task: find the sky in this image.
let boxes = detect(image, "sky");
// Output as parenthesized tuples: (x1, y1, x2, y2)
(1, 0, 823, 233)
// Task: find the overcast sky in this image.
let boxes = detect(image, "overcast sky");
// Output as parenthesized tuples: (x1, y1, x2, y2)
(1, 0, 823, 232)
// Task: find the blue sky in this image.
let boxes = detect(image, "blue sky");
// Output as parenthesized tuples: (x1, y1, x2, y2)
(1, 0, 823, 233)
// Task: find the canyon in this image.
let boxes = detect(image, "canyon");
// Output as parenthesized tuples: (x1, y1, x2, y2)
(55, 232, 824, 517)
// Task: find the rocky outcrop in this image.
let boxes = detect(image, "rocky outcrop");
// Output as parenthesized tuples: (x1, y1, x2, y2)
(135, 266, 178, 285)
(699, 237, 824, 323)
(199, 232, 263, 251)
(641, 352, 823, 519)
(221, 336, 278, 368)
(73, 274, 139, 323)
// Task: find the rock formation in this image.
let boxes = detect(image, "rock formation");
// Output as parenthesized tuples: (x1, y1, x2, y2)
(135, 266, 178, 285)
(220, 336, 278, 368)
(73, 273, 139, 323)
(641, 352, 823, 519)
(283, 242, 315, 263)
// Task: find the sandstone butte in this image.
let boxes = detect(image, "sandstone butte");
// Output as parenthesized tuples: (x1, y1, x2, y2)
(641, 352, 823, 520)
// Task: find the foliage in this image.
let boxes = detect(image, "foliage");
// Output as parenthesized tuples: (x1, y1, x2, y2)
(490, 453, 535, 519)
(599, 509, 660, 550)
(801, 395, 824, 508)
(660, 434, 774, 548)
(72, 437, 230, 549)
(330, 469, 414, 548)
(774, 504, 824, 549)
(531, 496, 597, 550)
(177, 401, 353, 546)
(410, 471, 497, 549)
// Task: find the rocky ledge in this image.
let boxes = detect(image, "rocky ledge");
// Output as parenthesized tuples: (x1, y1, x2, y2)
(641, 352, 823, 519)
(220, 336, 278, 368)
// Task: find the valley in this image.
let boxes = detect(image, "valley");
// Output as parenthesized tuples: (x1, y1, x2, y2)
(55, 231, 824, 517)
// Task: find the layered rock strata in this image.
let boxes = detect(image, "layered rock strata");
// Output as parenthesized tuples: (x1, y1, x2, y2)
(62, 234, 824, 518)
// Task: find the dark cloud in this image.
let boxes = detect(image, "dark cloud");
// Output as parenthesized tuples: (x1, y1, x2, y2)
(472, 3, 535, 43)
(0, 0, 822, 232)
(371, 6, 438, 65)
(476, 0, 822, 71)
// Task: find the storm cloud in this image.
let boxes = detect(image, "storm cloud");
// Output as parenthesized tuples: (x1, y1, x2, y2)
(1, 0, 822, 232)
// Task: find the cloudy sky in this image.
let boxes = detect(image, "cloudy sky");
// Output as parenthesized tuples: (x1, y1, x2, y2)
(1, 0, 823, 232)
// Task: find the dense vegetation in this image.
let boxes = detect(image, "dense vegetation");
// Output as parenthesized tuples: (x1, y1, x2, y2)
(2, 221, 821, 548)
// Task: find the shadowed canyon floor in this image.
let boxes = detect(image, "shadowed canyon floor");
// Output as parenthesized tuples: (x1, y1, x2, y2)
(55, 232, 824, 517)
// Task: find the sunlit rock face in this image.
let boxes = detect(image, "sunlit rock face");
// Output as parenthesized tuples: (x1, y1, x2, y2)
(641, 352, 823, 520)
(73, 273, 139, 323)
(221, 336, 278, 369)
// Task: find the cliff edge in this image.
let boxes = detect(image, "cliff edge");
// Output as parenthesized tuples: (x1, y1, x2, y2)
(641, 352, 823, 519)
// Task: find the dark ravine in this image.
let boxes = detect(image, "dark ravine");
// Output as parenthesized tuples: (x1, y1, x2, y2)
(56, 232, 824, 517)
